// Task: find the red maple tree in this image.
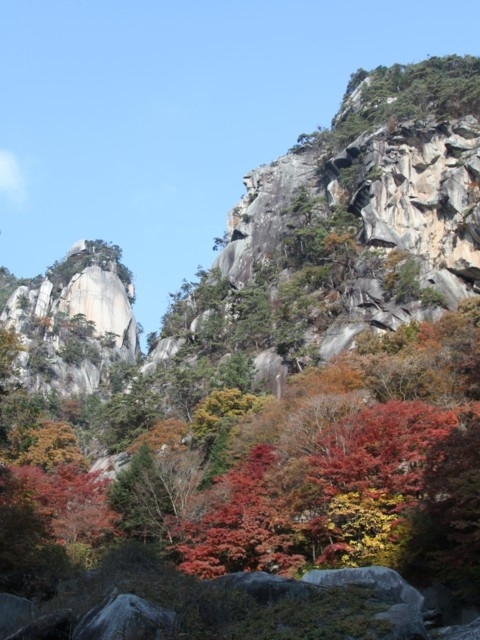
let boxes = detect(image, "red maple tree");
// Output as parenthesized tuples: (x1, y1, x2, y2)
(307, 399, 459, 500)
(173, 444, 304, 578)
(14, 464, 119, 546)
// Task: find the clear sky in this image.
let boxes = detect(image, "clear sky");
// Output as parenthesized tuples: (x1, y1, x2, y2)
(1, 1, 480, 348)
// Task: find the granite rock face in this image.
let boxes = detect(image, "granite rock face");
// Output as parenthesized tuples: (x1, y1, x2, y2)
(58, 265, 137, 350)
(209, 115, 480, 364)
(0, 241, 139, 396)
(214, 149, 321, 287)
(145, 115, 480, 385)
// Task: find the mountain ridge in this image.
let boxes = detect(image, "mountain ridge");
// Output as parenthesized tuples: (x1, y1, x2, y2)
(2, 56, 480, 403)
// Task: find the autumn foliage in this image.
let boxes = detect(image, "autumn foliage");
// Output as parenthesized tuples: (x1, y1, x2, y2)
(0, 463, 118, 571)
(307, 400, 458, 498)
(0, 465, 51, 570)
(174, 445, 303, 578)
(4, 307, 480, 590)
(420, 405, 480, 584)
(14, 464, 118, 546)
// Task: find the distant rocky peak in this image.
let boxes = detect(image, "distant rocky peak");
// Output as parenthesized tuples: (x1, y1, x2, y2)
(46, 239, 134, 302)
(0, 239, 139, 396)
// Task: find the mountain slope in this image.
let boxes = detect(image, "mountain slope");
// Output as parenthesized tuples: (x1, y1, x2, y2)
(148, 56, 480, 392)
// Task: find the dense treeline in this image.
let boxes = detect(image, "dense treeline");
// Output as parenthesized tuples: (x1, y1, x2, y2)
(2, 298, 480, 593)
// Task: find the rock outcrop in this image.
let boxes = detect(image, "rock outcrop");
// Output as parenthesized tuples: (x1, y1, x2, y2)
(72, 594, 176, 640)
(0, 240, 139, 396)
(5, 568, 462, 640)
(209, 115, 480, 365)
(4, 609, 75, 640)
(302, 566, 424, 610)
(214, 149, 321, 286)
(0, 593, 37, 639)
(144, 109, 480, 391)
(210, 570, 319, 605)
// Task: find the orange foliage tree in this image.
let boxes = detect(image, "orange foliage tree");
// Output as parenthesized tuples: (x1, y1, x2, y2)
(128, 418, 189, 454)
(8, 419, 86, 470)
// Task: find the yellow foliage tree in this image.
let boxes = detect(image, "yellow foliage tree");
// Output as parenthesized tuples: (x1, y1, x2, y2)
(192, 388, 261, 438)
(321, 491, 413, 569)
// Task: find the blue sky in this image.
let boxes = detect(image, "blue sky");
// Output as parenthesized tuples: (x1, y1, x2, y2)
(1, 1, 480, 347)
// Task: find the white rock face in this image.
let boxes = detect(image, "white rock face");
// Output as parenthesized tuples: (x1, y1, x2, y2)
(253, 350, 288, 398)
(214, 148, 321, 286)
(90, 452, 131, 479)
(211, 116, 480, 363)
(141, 114, 480, 384)
(58, 265, 137, 350)
(0, 243, 139, 395)
(216, 117, 480, 295)
(33, 279, 54, 317)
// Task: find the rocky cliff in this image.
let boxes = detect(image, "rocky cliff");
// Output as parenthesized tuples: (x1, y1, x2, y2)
(147, 57, 480, 389)
(214, 115, 478, 357)
(0, 240, 139, 396)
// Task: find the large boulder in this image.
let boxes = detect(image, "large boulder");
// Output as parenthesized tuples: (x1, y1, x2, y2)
(431, 617, 480, 639)
(210, 571, 318, 605)
(374, 603, 429, 639)
(4, 609, 75, 639)
(211, 570, 429, 639)
(302, 566, 424, 610)
(72, 593, 176, 640)
(302, 567, 428, 639)
(0, 594, 37, 639)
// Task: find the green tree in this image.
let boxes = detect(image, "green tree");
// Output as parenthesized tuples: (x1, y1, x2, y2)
(108, 444, 172, 543)
(231, 285, 272, 351)
(213, 352, 255, 393)
(102, 373, 164, 449)
(69, 313, 96, 338)
(0, 391, 46, 462)
(166, 356, 214, 422)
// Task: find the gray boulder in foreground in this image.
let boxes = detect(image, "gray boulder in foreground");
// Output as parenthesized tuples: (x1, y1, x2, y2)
(302, 566, 424, 610)
(210, 570, 319, 604)
(0, 594, 37, 639)
(430, 617, 480, 639)
(4, 609, 75, 639)
(72, 594, 176, 640)
(374, 603, 429, 640)
(302, 567, 429, 639)
(211, 569, 429, 639)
